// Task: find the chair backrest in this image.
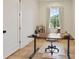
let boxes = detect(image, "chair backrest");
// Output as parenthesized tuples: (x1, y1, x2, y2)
(48, 28, 57, 33)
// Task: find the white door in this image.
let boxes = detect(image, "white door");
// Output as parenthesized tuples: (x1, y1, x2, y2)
(3, 0, 19, 58)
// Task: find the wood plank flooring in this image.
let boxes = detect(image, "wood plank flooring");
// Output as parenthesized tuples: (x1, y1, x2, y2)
(6, 39, 75, 59)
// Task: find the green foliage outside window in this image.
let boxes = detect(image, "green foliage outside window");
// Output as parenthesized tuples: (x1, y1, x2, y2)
(49, 15, 59, 28)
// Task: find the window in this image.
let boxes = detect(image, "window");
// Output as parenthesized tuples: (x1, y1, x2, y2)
(49, 7, 60, 28)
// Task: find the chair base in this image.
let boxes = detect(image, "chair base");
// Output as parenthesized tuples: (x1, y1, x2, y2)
(45, 42, 59, 55)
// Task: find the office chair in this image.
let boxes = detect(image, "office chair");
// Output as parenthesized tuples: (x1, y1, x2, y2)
(45, 28, 61, 55)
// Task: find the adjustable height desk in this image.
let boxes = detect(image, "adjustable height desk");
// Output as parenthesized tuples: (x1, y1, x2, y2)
(28, 33, 70, 59)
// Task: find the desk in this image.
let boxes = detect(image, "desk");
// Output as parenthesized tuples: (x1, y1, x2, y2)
(28, 33, 70, 59)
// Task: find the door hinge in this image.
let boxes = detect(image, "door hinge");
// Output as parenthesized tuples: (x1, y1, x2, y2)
(19, 13, 20, 16)
(19, 27, 21, 30)
(19, 0, 21, 2)
(19, 40, 21, 44)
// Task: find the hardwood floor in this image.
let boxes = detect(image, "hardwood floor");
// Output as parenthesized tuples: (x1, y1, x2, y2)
(6, 39, 75, 59)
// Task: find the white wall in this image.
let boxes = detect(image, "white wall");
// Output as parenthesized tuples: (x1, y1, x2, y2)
(63, 0, 75, 38)
(39, 0, 75, 38)
(21, 0, 39, 48)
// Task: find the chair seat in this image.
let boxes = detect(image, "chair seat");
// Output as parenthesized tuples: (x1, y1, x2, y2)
(46, 33, 61, 42)
(46, 39, 58, 42)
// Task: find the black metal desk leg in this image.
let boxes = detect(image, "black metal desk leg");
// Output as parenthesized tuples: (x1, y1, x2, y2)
(67, 35, 70, 59)
(34, 38, 36, 53)
(29, 37, 39, 59)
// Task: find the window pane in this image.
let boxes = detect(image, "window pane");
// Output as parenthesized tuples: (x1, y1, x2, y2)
(49, 8, 60, 28)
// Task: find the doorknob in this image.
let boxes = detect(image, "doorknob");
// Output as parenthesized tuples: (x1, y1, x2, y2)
(3, 30, 6, 34)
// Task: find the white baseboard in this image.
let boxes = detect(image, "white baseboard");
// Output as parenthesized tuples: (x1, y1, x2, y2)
(21, 38, 33, 48)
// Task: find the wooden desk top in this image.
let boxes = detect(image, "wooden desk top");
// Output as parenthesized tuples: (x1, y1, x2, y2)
(28, 33, 62, 39)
